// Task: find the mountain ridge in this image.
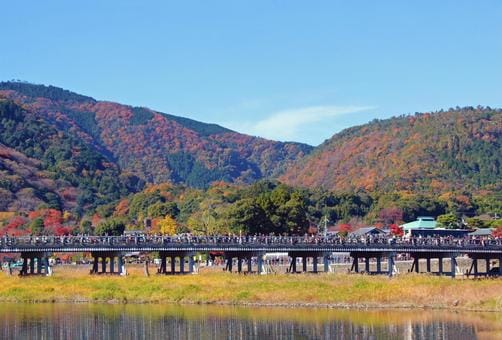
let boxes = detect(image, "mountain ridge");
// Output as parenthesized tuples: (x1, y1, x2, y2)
(0, 81, 312, 188)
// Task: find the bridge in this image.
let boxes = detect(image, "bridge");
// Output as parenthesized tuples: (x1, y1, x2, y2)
(1, 235, 501, 278)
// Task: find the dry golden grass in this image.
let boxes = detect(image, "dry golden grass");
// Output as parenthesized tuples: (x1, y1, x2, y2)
(1, 265, 502, 311)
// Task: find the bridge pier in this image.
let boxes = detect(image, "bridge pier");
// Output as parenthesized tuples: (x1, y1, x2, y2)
(467, 255, 502, 278)
(409, 253, 459, 277)
(157, 251, 196, 275)
(19, 252, 51, 276)
(224, 251, 264, 274)
(388, 253, 396, 277)
(90, 252, 125, 275)
(350, 252, 390, 275)
(288, 252, 330, 274)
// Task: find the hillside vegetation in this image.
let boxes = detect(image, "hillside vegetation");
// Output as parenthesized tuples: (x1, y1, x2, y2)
(0, 99, 141, 213)
(0, 81, 501, 236)
(0, 81, 311, 187)
(281, 107, 501, 193)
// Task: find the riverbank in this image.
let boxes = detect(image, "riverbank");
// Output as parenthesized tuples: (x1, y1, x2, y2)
(1, 266, 501, 311)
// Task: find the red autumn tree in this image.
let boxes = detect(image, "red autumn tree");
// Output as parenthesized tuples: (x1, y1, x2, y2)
(390, 223, 404, 237)
(338, 223, 352, 236)
(492, 227, 502, 238)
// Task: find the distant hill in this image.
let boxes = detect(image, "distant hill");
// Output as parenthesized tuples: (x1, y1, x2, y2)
(280, 107, 502, 194)
(0, 82, 312, 191)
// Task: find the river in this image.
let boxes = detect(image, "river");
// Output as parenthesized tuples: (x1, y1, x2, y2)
(0, 303, 500, 339)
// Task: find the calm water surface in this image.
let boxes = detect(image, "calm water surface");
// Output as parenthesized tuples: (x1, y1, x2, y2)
(0, 303, 500, 340)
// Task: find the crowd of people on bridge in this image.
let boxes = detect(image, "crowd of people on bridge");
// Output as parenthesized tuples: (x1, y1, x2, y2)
(1, 232, 501, 248)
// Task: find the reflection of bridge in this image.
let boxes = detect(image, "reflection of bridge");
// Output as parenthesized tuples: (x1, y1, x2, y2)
(1, 236, 501, 278)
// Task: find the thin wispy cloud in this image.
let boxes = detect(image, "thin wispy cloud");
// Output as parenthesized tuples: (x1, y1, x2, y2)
(223, 105, 375, 144)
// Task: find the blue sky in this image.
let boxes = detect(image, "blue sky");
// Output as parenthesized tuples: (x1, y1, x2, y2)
(1, 1, 501, 145)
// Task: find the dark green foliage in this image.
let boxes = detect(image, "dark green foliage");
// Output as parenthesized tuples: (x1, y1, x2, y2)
(466, 217, 488, 229)
(161, 112, 231, 136)
(130, 107, 154, 125)
(63, 109, 100, 138)
(95, 218, 126, 236)
(226, 181, 310, 235)
(44, 192, 62, 210)
(128, 191, 166, 220)
(30, 218, 44, 235)
(167, 152, 230, 188)
(0, 81, 95, 103)
(147, 201, 179, 218)
(79, 220, 93, 234)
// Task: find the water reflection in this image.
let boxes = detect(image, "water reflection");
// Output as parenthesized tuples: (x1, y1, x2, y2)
(0, 303, 500, 339)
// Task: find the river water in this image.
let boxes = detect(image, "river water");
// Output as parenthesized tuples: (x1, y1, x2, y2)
(0, 303, 500, 339)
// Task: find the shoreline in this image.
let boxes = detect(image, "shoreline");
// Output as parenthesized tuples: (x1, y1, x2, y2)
(1, 297, 502, 313)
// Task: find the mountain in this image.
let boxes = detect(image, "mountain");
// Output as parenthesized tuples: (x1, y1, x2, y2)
(0, 99, 142, 213)
(280, 107, 502, 194)
(0, 82, 312, 190)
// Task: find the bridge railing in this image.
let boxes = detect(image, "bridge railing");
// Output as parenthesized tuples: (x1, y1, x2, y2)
(1, 235, 501, 250)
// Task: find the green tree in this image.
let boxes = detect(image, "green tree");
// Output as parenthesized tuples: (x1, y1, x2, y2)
(147, 201, 179, 219)
(30, 218, 44, 235)
(79, 220, 93, 234)
(437, 213, 459, 229)
(466, 217, 487, 229)
(228, 199, 272, 234)
(95, 219, 126, 236)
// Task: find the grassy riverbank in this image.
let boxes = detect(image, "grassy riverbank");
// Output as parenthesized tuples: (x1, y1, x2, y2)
(1, 266, 501, 311)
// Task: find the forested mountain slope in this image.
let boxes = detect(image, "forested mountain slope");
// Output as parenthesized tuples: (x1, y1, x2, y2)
(0, 99, 142, 213)
(281, 107, 502, 193)
(0, 82, 312, 188)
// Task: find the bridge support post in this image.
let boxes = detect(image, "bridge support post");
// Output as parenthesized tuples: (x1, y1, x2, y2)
(189, 256, 195, 273)
(118, 256, 124, 275)
(43, 257, 50, 276)
(30, 258, 35, 274)
(473, 258, 478, 277)
(257, 255, 263, 274)
(365, 257, 370, 274)
(451, 256, 457, 278)
(486, 259, 490, 273)
(171, 257, 176, 274)
(426, 258, 431, 273)
(227, 257, 233, 272)
(388, 254, 395, 277)
(323, 255, 329, 273)
(352, 256, 359, 273)
(19, 252, 52, 276)
(302, 257, 307, 273)
(376, 257, 382, 273)
(313, 256, 318, 273)
(90, 252, 125, 275)
(247, 257, 252, 273)
(160, 256, 167, 274)
(180, 257, 185, 274)
(499, 257, 502, 276)
(291, 256, 297, 273)
(413, 258, 419, 273)
(438, 257, 443, 275)
(237, 257, 243, 273)
(21, 258, 28, 275)
(36, 257, 43, 274)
